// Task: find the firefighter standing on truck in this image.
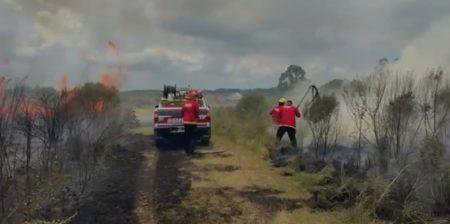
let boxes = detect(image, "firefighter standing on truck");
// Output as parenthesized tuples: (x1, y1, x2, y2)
(276, 99, 301, 149)
(181, 91, 200, 155)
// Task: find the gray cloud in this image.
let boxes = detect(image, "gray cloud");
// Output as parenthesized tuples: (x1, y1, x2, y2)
(1, 0, 450, 90)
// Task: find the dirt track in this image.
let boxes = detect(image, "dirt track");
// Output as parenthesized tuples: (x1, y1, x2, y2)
(71, 134, 197, 224)
(70, 134, 240, 224)
(63, 133, 341, 224)
(72, 134, 156, 224)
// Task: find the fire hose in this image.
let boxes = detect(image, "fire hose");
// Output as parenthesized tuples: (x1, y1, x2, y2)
(296, 85, 320, 110)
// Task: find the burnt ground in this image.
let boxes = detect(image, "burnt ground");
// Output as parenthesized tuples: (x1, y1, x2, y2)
(36, 133, 312, 224)
(73, 134, 155, 224)
(153, 145, 191, 223)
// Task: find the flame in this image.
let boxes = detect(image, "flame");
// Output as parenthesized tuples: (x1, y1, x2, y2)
(107, 41, 118, 49)
(0, 101, 42, 119)
(18, 101, 42, 118)
(103, 40, 128, 88)
(100, 72, 118, 88)
(59, 74, 68, 90)
(95, 98, 105, 113)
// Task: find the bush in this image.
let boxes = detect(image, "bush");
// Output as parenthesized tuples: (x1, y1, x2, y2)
(304, 94, 339, 160)
(213, 93, 273, 155)
(421, 136, 444, 171)
(358, 173, 431, 223)
(434, 170, 450, 215)
(235, 92, 269, 118)
(305, 94, 338, 123)
(72, 82, 120, 114)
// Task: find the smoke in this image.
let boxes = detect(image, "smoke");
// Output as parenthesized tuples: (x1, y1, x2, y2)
(392, 15, 450, 73)
(0, 0, 153, 88)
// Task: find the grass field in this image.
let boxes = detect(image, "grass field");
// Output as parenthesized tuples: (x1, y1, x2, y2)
(190, 135, 378, 224)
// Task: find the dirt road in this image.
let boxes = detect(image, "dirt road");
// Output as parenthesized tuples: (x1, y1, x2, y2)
(64, 132, 357, 224)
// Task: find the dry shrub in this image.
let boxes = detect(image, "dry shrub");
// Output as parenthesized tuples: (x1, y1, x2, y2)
(358, 173, 430, 223)
(305, 166, 361, 210)
(235, 92, 268, 118)
(433, 170, 450, 215)
(421, 136, 444, 171)
(304, 94, 339, 161)
(385, 90, 415, 161)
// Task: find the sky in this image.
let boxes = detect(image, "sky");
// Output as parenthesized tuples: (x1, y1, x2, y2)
(0, 0, 450, 90)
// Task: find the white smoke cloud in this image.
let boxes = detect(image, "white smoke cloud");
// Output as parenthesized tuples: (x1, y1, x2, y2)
(2, 0, 450, 89)
(392, 15, 450, 73)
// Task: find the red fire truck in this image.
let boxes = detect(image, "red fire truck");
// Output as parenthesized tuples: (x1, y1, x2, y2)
(153, 86, 211, 147)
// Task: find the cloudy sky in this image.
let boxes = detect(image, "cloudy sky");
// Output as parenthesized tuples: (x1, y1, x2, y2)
(0, 0, 449, 90)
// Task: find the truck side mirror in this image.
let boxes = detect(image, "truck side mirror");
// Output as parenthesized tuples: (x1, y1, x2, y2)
(154, 105, 159, 108)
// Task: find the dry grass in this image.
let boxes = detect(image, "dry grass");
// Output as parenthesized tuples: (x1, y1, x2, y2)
(212, 106, 274, 157)
(129, 126, 153, 136)
(134, 107, 154, 124)
(189, 135, 378, 223)
(194, 137, 308, 199)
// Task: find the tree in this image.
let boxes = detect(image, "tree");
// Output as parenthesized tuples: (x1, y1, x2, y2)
(33, 87, 69, 173)
(363, 71, 390, 173)
(277, 65, 306, 89)
(0, 78, 25, 217)
(343, 78, 368, 168)
(384, 74, 415, 163)
(63, 82, 122, 191)
(304, 94, 339, 161)
(345, 71, 390, 173)
(15, 99, 40, 207)
(417, 68, 450, 170)
(72, 82, 120, 115)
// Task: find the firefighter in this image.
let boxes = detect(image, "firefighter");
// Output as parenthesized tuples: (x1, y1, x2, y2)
(181, 91, 200, 155)
(270, 98, 286, 125)
(277, 99, 301, 148)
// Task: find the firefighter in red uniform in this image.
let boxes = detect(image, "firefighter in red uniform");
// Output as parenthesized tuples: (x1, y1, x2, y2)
(277, 99, 301, 148)
(181, 91, 200, 154)
(270, 98, 286, 125)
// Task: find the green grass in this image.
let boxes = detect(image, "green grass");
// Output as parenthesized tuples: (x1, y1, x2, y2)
(194, 135, 379, 224)
(289, 165, 335, 189)
(212, 107, 274, 156)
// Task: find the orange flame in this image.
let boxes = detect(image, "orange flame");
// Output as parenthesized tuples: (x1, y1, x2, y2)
(95, 98, 105, 113)
(100, 72, 118, 88)
(18, 101, 42, 118)
(107, 41, 118, 49)
(103, 40, 128, 88)
(59, 74, 68, 90)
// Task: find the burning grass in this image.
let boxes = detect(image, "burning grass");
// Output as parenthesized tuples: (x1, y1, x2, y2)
(0, 76, 137, 223)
